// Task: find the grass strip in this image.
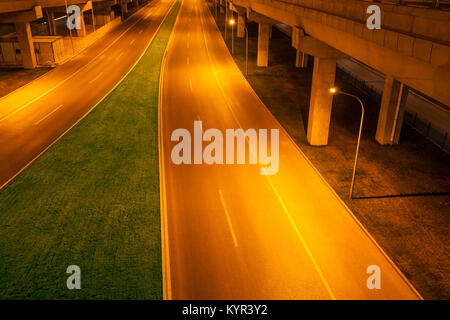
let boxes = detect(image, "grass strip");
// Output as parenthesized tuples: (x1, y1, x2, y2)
(0, 0, 181, 299)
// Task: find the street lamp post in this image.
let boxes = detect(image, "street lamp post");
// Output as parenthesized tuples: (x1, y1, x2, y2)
(64, 0, 75, 54)
(229, 18, 234, 54)
(329, 87, 365, 199)
(229, 19, 248, 76)
(244, 26, 248, 76)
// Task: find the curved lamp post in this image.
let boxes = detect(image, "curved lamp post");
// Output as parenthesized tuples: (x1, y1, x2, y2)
(229, 18, 248, 76)
(229, 18, 235, 54)
(329, 87, 365, 199)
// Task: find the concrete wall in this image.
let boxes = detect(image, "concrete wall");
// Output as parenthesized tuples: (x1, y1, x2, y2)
(0, 40, 21, 65)
(0, 36, 64, 67)
(0, 15, 120, 67)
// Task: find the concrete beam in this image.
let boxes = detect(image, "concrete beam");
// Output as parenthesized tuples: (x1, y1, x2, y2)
(229, 3, 246, 15)
(94, 0, 118, 8)
(246, 8, 278, 25)
(0, 6, 42, 23)
(292, 27, 346, 59)
(79, 1, 93, 12)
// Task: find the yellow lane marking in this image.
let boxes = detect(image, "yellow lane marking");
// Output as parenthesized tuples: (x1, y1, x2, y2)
(34, 104, 64, 125)
(158, 0, 182, 301)
(218, 189, 239, 247)
(116, 52, 124, 61)
(89, 72, 104, 84)
(188, 77, 193, 92)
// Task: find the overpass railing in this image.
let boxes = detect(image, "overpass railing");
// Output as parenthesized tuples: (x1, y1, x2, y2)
(373, 0, 450, 9)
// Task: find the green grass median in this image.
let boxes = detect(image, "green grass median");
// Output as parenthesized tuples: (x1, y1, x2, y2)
(0, 0, 180, 299)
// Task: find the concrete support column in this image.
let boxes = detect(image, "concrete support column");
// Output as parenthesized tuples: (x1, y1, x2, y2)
(237, 13, 245, 38)
(219, 0, 224, 13)
(257, 23, 270, 67)
(121, 0, 128, 14)
(307, 57, 337, 146)
(134, 0, 139, 10)
(15, 22, 37, 69)
(46, 11, 56, 35)
(76, 12, 86, 37)
(376, 76, 408, 144)
(296, 49, 309, 68)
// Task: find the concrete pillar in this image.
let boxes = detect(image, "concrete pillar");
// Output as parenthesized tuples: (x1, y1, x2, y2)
(376, 76, 408, 144)
(393, 86, 408, 144)
(75, 12, 86, 37)
(257, 23, 270, 67)
(46, 11, 56, 35)
(134, 0, 139, 10)
(121, 0, 128, 14)
(237, 13, 244, 38)
(307, 57, 337, 146)
(15, 22, 37, 69)
(296, 49, 309, 68)
(219, 0, 224, 13)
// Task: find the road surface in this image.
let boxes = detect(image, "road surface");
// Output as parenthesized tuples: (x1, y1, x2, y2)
(160, 0, 422, 299)
(0, 0, 174, 188)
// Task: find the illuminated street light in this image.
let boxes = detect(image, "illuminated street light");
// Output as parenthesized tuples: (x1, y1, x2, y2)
(229, 18, 248, 76)
(229, 18, 235, 54)
(329, 87, 365, 199)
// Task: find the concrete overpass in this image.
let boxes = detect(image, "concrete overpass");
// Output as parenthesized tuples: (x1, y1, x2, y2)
(220, 0, 449, 146)
(0, 0, 142, 68)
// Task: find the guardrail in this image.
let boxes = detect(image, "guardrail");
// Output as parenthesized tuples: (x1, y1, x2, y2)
(376, 0, 450, 9)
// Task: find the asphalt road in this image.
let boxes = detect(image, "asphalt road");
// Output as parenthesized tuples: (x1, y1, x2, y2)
(0, 0, 174, 188)
(160, 0, 422, 299)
